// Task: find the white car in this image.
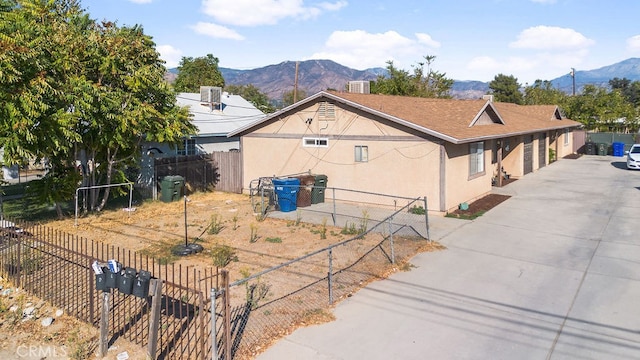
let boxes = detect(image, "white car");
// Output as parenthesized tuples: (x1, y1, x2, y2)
(627, 144, 640, 169)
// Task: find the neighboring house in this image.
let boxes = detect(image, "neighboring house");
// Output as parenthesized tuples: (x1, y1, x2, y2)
(138, 88, 265, 196)
(230, 91, 581, 214)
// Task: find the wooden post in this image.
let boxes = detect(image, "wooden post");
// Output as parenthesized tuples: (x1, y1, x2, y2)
(99, 292, 109, 358)
(147, 279, 163, 360)
(221, 270, 231, 360)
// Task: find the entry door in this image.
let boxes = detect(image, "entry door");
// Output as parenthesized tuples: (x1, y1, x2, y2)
(524, 135, 534, 175)
(538, 133, 546, 169)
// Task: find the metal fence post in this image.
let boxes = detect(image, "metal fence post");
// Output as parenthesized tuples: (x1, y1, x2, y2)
(331, 188, 337, 226)
(211, 288, 218, 360)
(423, 196, 430, 240)
(328, 248, 333, 304)
(388, 217, 395, 265)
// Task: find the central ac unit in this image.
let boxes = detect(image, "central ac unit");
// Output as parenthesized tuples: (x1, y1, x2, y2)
(200, 86, 222, 104)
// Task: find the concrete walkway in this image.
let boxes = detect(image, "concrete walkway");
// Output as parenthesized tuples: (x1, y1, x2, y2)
(258, 155, 640, 359)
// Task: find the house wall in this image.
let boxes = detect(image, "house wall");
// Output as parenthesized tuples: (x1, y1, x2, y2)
(241, 102, 444, 210)
(549, 129, 574, 160)
(501, 136, 523, 177)
(444, 142, 492, 212)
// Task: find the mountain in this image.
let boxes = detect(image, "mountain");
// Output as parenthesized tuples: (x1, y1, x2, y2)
(550, 57, 640, 93)
(220, 59, 382, 100)
(170, 57, 640, 100)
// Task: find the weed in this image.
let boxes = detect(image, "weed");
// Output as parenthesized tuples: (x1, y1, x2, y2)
(207, 214, 224, 235)
(211, 244, 238, 267)
(232, 215, 238, 230)
(358, 210, 369, 234)
(249, 224, 259, 243)
(398, 261, 416, 271)
(265, 237, 282, 243)
(320, 218, 327, 240)
(409, 205, 426, 215)
(445, 210, 486, 220)
(264, 309, 272, 316)
(341, 221, 359, 235)
(295, 210, 302, 226)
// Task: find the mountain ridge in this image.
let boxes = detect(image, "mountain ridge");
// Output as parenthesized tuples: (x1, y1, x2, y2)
(170, 58, 640, 100)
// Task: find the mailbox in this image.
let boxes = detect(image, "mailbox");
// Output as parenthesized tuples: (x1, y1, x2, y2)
(117, 267, 136, 295)
(132, 270, 152, 298)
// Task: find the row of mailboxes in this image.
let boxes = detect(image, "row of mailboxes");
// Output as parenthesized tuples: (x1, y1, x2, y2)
(95, 262, 152, 298)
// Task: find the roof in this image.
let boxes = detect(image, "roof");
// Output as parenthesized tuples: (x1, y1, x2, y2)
(176, 92, 266, 137)
(229, 91, 582, 144)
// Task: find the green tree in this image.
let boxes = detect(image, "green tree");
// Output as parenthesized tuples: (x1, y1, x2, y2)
(488, 74, 523, 104)
(609, 77, 640, 107)
(523, 80, 567, 105)
(225, 84, 275, 113)
(174, 54, 225, 92)
(371, 56, 453, 98)
(563, 85, 636, 131)
(0, 0, 196, 216)
(282, 88, 308, 107)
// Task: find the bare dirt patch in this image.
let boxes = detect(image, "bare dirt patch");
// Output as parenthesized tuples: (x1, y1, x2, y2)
(447, 193, 511, 219)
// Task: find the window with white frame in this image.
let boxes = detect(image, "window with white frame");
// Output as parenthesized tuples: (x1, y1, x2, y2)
(564, 129, 569, 145)
(302, 137, 328, 147)
(469, 142, 485, 176)
(177, 138, 196, 156)
(355, 145, 368, 162)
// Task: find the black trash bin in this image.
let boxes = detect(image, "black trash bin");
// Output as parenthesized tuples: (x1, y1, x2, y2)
(117, 267, 136, 295)
(585, 142, 596, 155)
(311, 175, 328, 204)
(133, 270, 151, 298)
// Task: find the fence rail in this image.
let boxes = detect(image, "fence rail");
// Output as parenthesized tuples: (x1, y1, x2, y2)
(0, 218, 216, 360)
(212, 196, 430, 360)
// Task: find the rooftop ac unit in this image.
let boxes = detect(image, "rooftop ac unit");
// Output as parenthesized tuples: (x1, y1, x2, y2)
(200, 86, 222, 104)
(348, 81, 370, 94)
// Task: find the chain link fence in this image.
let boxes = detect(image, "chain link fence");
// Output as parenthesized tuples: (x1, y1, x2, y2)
(212, 196, 431, 359)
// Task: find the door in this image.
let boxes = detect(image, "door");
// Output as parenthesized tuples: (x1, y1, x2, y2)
(538, 133, 546, 169)
(524, 135, 534, 175)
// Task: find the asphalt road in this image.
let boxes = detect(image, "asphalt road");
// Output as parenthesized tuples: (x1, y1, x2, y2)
(258, 155, 640, 360)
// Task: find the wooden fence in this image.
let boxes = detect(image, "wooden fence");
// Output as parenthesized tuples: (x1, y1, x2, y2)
(0, 218, 217, 360)
(154, 152, 242, 195)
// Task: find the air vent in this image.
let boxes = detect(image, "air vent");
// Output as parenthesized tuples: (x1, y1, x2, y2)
(348, 81, 370, 94)
(200, 86, 222, 104)
(482, 94, 494, 102)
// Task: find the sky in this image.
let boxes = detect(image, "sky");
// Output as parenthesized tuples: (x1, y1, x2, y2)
(81, 0, 640, 84)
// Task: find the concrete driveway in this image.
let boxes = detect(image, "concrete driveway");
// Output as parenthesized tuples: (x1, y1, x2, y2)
(257, 155, 640, 360)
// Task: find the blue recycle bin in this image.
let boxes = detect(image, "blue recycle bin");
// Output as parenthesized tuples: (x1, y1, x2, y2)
(273, 178, 300, 212)
(612, 142, 624, 157)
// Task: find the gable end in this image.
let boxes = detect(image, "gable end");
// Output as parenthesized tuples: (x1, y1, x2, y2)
(469, 105, 504, 127)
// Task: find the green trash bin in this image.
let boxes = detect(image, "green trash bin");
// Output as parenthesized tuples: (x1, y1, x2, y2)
(311, 175, 328, 204)
(161, 175, 185, 202)
(597, 143, 609, 156)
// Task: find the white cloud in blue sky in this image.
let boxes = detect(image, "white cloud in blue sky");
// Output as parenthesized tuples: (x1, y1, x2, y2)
(82, 0, 640, 83)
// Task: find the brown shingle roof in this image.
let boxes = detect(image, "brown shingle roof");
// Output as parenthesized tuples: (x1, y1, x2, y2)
(329, 91, 581, 143)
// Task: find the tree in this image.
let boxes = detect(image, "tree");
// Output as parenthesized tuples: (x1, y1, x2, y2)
(488, 74, 523, 104)
(0, 0, 196, 216)
(282, 89, 308, 107)
(609, 77, 640, 107)
(371, 56, 453, 98)
(523, 80, 567, 105)
(563, 85, 636, 131)
(174, 54, 225, 92)
(225, 84, 275, 113)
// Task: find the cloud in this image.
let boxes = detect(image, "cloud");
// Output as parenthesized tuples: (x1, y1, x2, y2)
(627, 35, 640, 53)
(190, 22, 245, 40)
(307, 30, 440, 69)
(200, 0, 347, 27)
(157, 45, 183, 68)
(510, 26, 594, 50)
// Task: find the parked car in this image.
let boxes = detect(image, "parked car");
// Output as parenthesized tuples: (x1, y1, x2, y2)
(626, 144, 640, 169)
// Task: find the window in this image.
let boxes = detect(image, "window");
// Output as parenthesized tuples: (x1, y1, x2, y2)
(564, 129, 570, 145)
(177, 138, 196, 156)
(355, 145, 368, 162)
(469, 142, 485, 176)
(302, 137, 328, 148)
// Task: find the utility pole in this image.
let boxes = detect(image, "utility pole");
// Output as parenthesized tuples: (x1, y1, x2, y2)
(570, 68, 576, 96)
(294, 61, 299, 103)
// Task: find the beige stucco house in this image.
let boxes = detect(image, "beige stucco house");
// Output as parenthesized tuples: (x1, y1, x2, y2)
(230, 91, 581, 214)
